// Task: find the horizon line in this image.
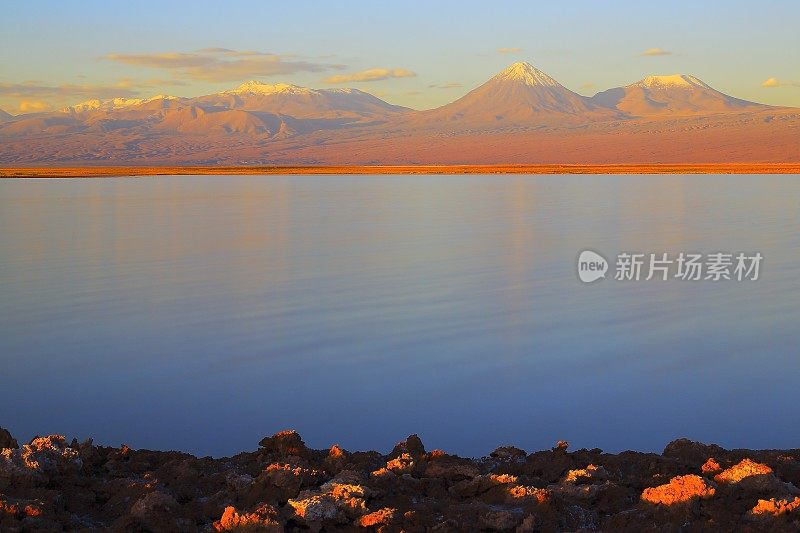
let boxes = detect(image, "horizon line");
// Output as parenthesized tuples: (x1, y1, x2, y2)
(4, 163, 800, 178)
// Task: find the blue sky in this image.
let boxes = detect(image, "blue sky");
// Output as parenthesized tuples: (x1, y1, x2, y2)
(1, 0, 798, 112)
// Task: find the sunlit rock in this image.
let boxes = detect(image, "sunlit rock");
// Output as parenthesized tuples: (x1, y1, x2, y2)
(385, 452, 415, 474)
(565, 464, 608, 484)
(213, 503, 282, 532)
(0, 496, 47, 530)
(506, 485, 551, 504)
(1, 432, 797, 530)
(750, 496, 800, 517)
(641, 474, 716, 505)
(701, 457, 722, 475)
(247, 462, 324, 504)
(714, 458, 773, 483)
(287, 493, 341, 523)
(358, 507, 398, 528)
(0, 435, 81, 488)
(325, 444, 350, 472)
(287, 473, 372, 527)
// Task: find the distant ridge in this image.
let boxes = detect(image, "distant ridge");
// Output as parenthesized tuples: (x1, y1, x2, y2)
(0, 62, 776, 132)
(62, 95, 184, 113)
(0, 62, 796, 165)
(591, 74, 765, 116)
(194, 80, 409, 120)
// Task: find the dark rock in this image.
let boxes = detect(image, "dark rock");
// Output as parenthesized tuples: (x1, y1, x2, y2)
(389, 434, 425, 459)
(490, 446, 527, 462)
(0, 427, 18, 449)
(663, 438, 727, 466)
(258, 429, 309, 457)
(0, 432, 798, 531)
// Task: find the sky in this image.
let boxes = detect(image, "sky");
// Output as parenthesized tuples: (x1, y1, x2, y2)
(1, 0, 799, 113)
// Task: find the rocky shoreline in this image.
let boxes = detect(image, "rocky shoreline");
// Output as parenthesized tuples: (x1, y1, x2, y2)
(1, 427, 799, 531)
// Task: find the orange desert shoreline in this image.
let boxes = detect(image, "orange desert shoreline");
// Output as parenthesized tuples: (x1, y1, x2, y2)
(2, 163, 800, 178)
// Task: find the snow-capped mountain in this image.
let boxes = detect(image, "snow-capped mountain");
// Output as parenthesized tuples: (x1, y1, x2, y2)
(0, 62, 793, 164)
(62, 98, 143, 113)
(412, 62, 618, 126)
(591, 74, 764, 116)
(194, 80, 410, 119)
(0, 81, 410, 139)
(0, 108, 12, 122)
(223, 81, 313, 96)
(62, 95, 185, 114)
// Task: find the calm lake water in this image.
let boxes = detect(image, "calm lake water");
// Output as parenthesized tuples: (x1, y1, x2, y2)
(1, 175, 798, 458)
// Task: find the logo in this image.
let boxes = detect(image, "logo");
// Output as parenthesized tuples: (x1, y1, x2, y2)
(577, 250, 608, 283)
(576, 250, 762, 283)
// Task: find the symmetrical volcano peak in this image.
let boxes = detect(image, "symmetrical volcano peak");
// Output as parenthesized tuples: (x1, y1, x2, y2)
(494, 62, 561, 87)
(410, 61, 615, 126)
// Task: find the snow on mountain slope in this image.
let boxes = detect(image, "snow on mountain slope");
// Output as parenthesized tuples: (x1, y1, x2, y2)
(195, 81, 409, 120)
(0, 65, 790, 160)
(591, 74, 766, 117)
(410, 62, 619, 127)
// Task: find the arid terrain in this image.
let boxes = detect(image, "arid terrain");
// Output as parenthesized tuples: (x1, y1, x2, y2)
(2, 427, 799, 531)
(1, 63, 798, 166)
(3, 163, 800, 179)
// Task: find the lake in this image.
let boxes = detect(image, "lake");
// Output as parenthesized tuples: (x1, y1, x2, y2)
(0, 175, 798, 458)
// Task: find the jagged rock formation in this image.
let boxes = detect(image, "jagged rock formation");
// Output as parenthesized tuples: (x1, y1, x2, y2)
(2, 426, 800, 531)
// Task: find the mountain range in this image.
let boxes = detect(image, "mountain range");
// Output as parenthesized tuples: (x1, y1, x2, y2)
(0, 62, 797, 164)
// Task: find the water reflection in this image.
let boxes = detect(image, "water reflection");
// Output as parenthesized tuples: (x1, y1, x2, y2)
(0, 175, 798, 457)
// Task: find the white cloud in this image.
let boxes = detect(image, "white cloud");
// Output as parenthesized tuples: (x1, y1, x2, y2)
(761, 77, 799, 88)
(0, 81, 139, 99)
(18, 100, 50, 112)
(104, 49, 341, 82)
(325, 68, 416, 84)
(642, 48, 671, 56)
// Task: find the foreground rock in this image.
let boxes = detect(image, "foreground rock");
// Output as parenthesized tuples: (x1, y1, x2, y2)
(640, 474, 716, 505)
(1, 426, 799, 531)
